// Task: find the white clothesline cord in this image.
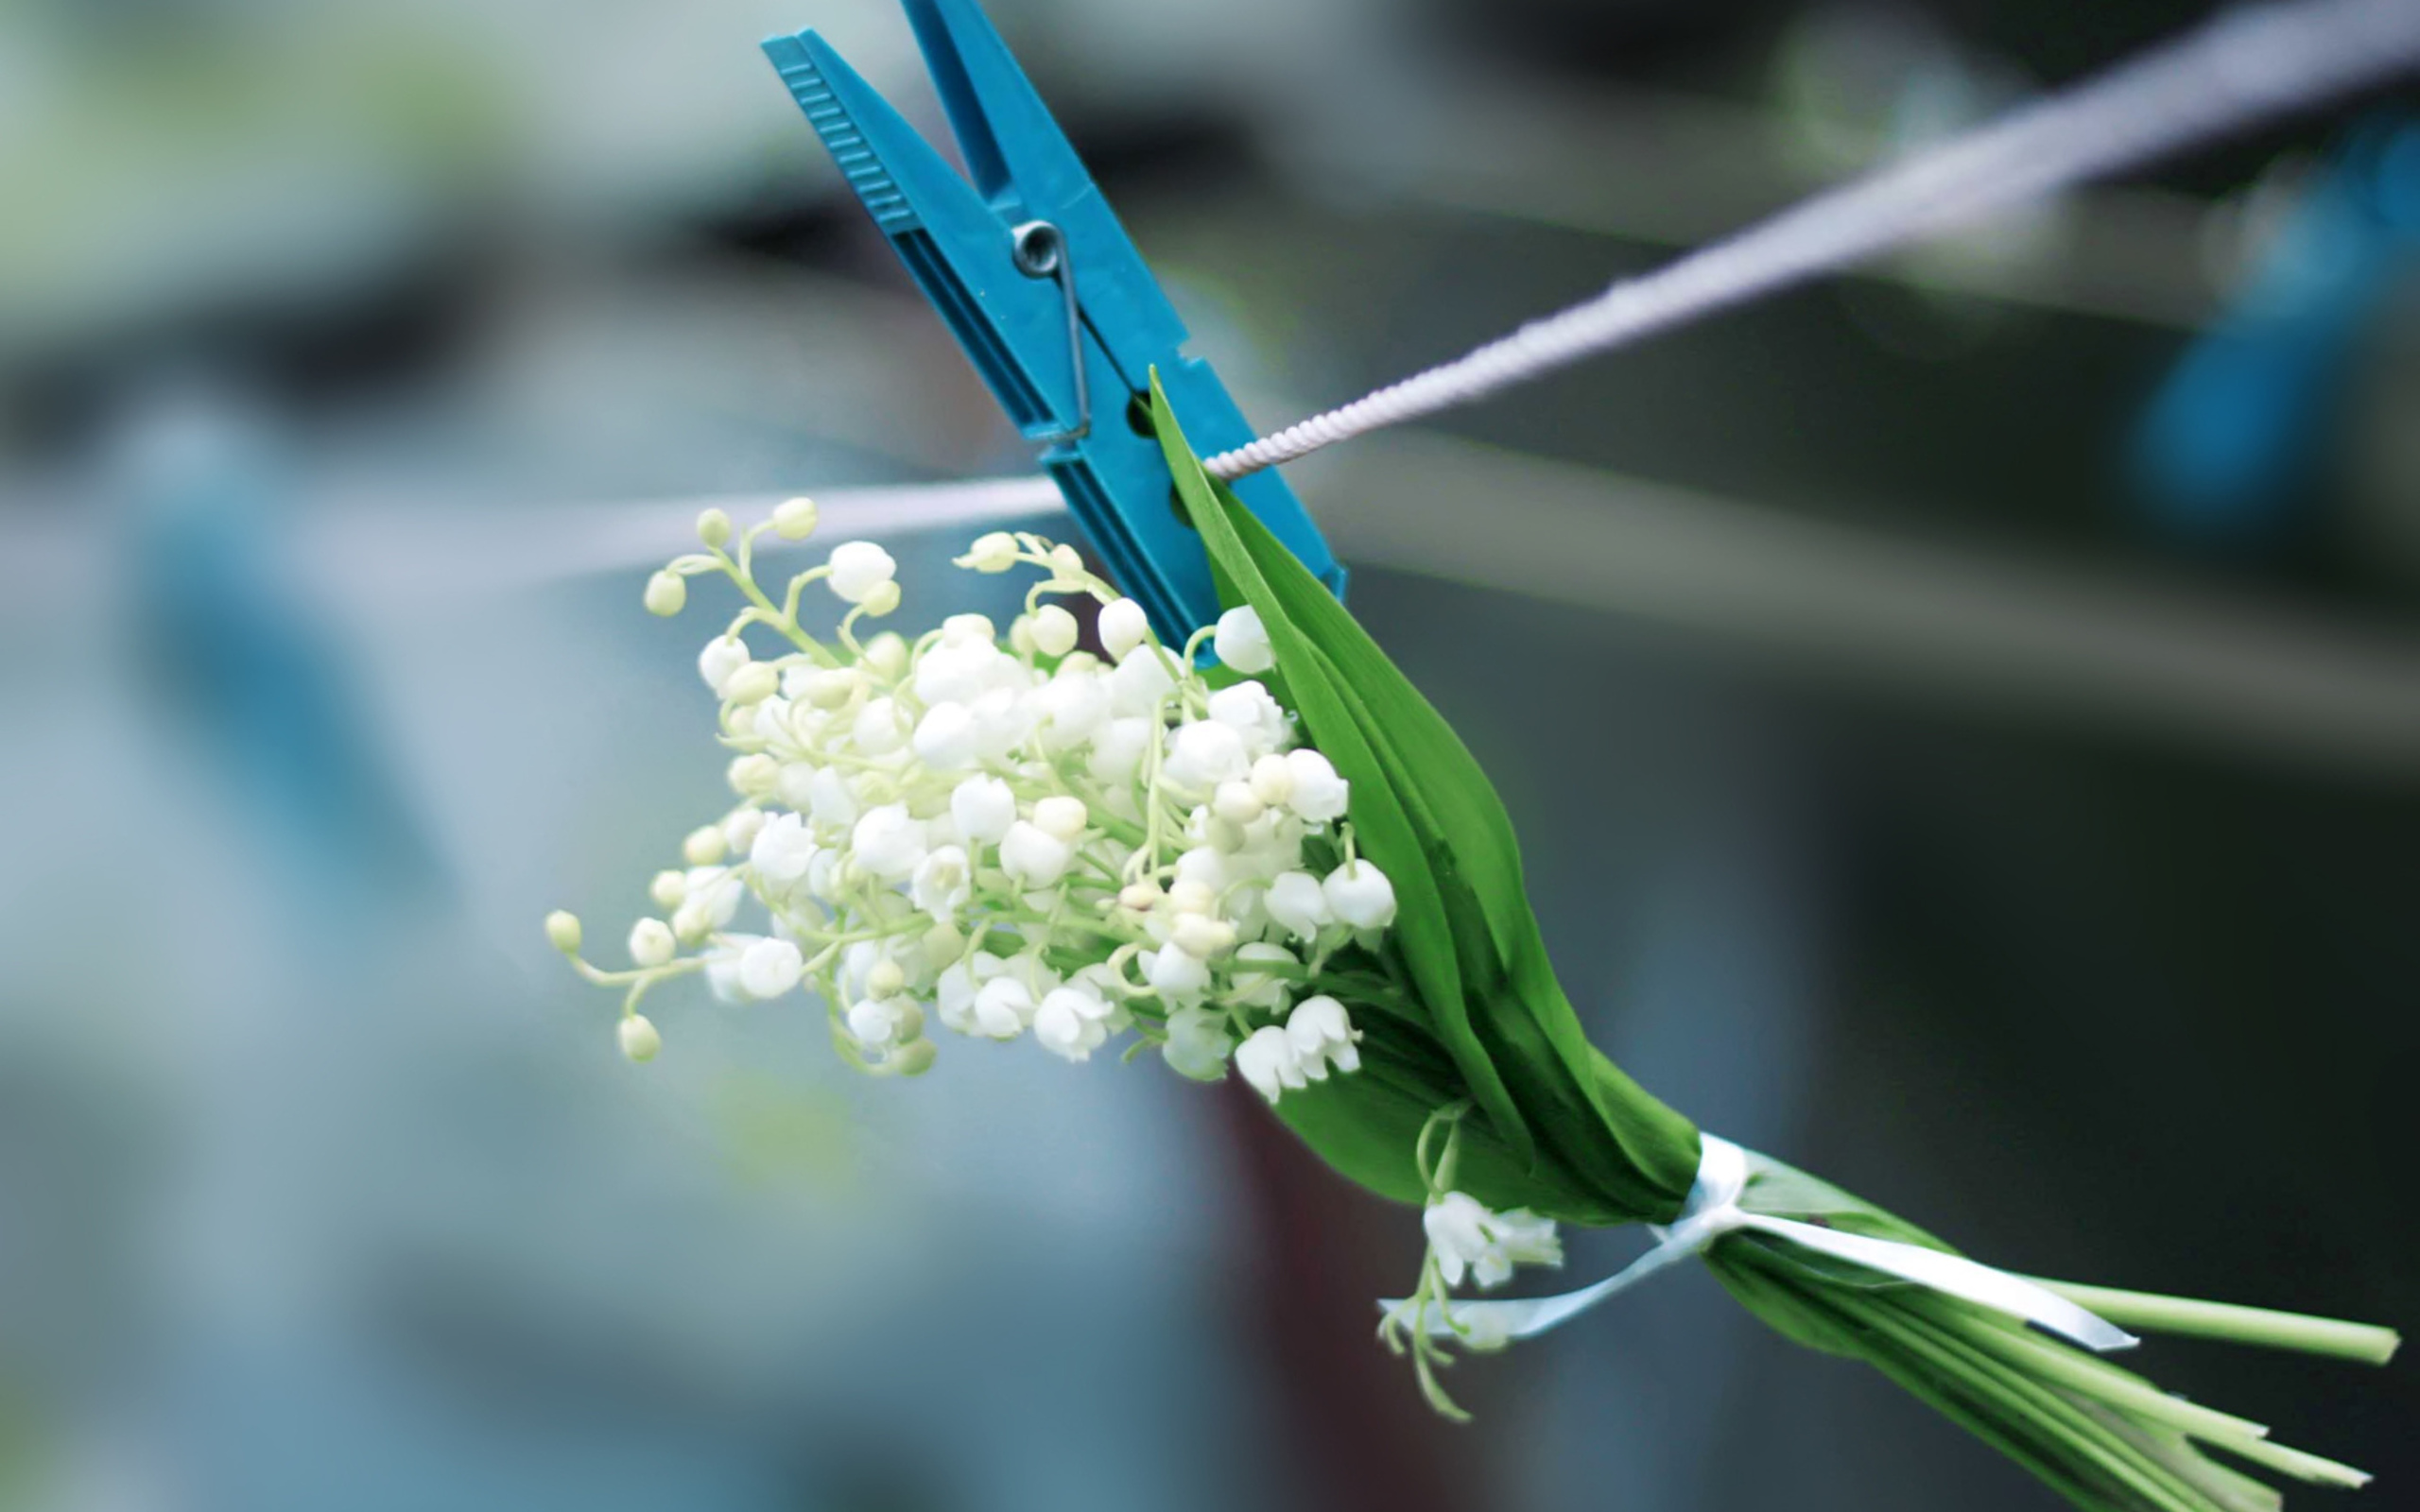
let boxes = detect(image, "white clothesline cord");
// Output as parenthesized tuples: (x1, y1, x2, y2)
(1201, 0, 2420, 481)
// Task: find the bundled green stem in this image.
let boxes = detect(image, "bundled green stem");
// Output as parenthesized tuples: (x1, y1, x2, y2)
(1149, 375, 2397, 1512)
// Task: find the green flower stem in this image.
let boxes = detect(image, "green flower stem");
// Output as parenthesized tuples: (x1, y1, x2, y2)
(2039, 1282, 2401, 1365)
(1928, 1307, 2271, 1446)
(2208, 1431, 2374, 1489)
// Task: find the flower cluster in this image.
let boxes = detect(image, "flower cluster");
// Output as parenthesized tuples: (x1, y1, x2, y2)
(546, 500, 1400, 1097)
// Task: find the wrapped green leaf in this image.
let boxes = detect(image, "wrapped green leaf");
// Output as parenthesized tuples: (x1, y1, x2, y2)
(1148, 372, 2396, 1511)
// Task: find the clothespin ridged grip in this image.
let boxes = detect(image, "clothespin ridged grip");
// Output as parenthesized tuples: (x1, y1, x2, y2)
(762, 0, 1344, 644)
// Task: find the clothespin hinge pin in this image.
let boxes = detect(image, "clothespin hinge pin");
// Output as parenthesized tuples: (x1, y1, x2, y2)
(1011, 219, 1091, 444)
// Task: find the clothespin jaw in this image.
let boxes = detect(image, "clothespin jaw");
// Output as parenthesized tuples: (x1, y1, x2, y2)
(763, 0, 1344, 644)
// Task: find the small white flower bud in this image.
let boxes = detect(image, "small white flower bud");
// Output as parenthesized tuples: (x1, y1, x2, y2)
(1048, 542, 1085, 577)
(696, 507, 733, 548)
(649, 869, 687, 909)
(683, 825, 728, 865)
(619, 1014, 663, 1062)
(1284, 748, 1350, 822)
(1118, 879, 1165, 912)
(698, 637, 751, 696)
(772, 495, 819, 540)
(892, 1039, 940, 1075)
(951, 775, 1017, 845)
(1249, 752, 1295, 806)
(544, 911, 582, 954)
(860, 579, 902, 617)
(941, 612, 995, 646)
(723, 662, 779, 706)
(644, 571, 686, 617)
(1032, 794, 1087, 842)
(1008, 615, 1038, 657)
(1212, 781, 1264, 824)
(1322, 860, 1397, 930)
(1167, 878, 1217, 916)
(866, 959, 907, 1000)
(727, 753, 780, 798)
(671, 901, 713, 945)
(796, 669, 853, 709)
(1214, 605, 1275, 673)
(827, 541, 898, 603)
(1170, 913, 1236, 959)
(863, 632, 909, 679)
(629, 918, 676, 967)
(958, 531, 1020, 572)
(722, 808, 767, 852)
(850, 803, 929, 883)
(1146, 944, 1212, 1000)
(999, 820, 1074, 887)
(1030, 604, 1080, 658)
(1098, 596, 1150, 661)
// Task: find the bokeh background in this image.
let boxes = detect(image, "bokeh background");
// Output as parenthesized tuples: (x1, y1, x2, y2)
(2, 0, 2415, 1508)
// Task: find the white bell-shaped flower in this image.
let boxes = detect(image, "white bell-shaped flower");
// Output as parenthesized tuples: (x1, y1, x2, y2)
(950, 775, 1016, 844)
(1284, 748, 1350, 821)
(852, 696, 908, 756)
(847, 996, 914, 1048)
(1423, 1192, 1564, 1290)
(1029, 668, 1109, 750)
(1107, 644, 1175, 716)
(1264, 870, 1332, 941)
(910, 845, 971, 921)
(1162, 1006, 1235, 1081)
(1163, 718, 1249, 792)
(826, 541, 897, 603)
(937, 953, 1006, 1034)
(1033, 984, 1113, 1061)
(998, 820, 1074, 887)
(970, 974, 1036, 1040)
(1206, 680, 1290, 757)
(1285, 994, 1361, 1078)
(850, 803, 928, 882)
(738, 936, 804, 999)
(1235, 1024, 1310, 1103)
(1144, 943, 1212, 1000)
(750, 812, 817, 889)
(1322, 859, 1397, 930)
(1214, 605, 1274, 674)
(912, 701, 980, 769)
(1086, 716, 1152, 783)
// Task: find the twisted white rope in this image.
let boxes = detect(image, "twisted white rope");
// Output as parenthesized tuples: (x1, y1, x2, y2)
(1203, 0, 2420, 481)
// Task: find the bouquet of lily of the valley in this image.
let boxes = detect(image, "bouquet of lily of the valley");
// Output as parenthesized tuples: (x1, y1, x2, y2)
(549, 378, 2396, 1512)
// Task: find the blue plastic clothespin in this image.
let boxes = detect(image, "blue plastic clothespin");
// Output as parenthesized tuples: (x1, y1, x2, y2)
(762, 0, 1344, 644)
(2132, 115, 2420, 541)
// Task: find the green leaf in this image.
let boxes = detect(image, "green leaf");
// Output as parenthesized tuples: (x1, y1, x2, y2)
(1150, 374, 1535, 1166)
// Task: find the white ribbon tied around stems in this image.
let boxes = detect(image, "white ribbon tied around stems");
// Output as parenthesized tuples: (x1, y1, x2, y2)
(1392, 1135, 2139, 1352)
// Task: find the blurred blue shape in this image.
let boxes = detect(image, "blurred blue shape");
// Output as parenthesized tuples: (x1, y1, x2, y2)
(2134, 115, 2420, 541)
(761, 0, 1344, 646)
(119, 382, 443, 932)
